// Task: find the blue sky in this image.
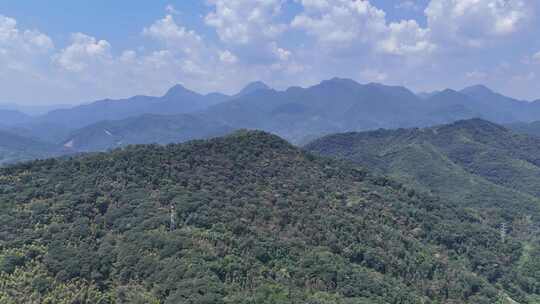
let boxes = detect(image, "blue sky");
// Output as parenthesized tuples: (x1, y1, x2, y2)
(1, 0, 539, 105)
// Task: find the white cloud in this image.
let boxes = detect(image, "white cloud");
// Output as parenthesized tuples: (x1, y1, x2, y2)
(0, 15, 53, 52)
(0, 14, 55, 94)
(143, 14, 203, 56)
(426, 0, 536, 47)
(292, 0, 387, 45)
(533, 51, 540, 64)
(204, 0, 293, 66)
(219, 50, 238, 64)
(379, 20, 435, 55)
(292, 0, 433, 56)
(55, 33, 111, 72)
(139, 13, 222, 84)
(0, 14, 54, 68)
(205, 0, 286, 45)
(270, 42, 291, 61)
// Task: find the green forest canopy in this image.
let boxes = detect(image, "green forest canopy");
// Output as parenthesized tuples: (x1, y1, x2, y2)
(1, 130, 539, 303)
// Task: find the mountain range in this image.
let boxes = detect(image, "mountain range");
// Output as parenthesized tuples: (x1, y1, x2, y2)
(1, 78, 540, 164)
(201, 80, 540, 142)
(2, 130, 538, 303)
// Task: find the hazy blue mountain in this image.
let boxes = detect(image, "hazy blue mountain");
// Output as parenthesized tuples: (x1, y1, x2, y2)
(5, 78, 540, 152)
(199, 79, 540, 143)
(202, 78, 439, 142)
(0, 109, 31, 126)
(424, 89, 483, 122)
(424, 86, 525, 124)
(33, 84, 229, 131)
(62, 113, 233, 152)
(459, 84, 536, 122)
(0, 129, 61, 165)
(416, 90, 441, 99)
(0, 103, 72, 115)
(206, 79, 414, 140)
(6, 122, 81, 144)
(234, 81, 271, 97)
(204, 92, 230, 105)
(507, 121, 540, 138)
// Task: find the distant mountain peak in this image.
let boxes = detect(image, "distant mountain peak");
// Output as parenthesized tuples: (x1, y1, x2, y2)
(237, 81, 271, 96)
(439, 88, 460, 95)
(321, 77, 360, 86)
(163, 84, 199, 98)
(461, 84, 494, 96)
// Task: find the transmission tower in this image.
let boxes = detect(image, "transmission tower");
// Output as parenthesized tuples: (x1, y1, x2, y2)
(170, 204, 176, 231)
(500, 222, 507, 243)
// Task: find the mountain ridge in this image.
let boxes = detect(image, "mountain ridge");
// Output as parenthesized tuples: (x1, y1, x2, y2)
(6, 78, 540, 152)
(305, 118, 540, 223)
(62, 113, 233, 152)
(0, 129, 62, 165)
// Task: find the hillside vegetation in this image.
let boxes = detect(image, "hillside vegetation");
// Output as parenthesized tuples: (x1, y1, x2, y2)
(306, 118, 540, 234)
(1, 131, 540, 303)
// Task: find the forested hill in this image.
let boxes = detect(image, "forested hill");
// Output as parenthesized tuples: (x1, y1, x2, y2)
(1, 130, 539, 303)
(305, 118, 540, 229)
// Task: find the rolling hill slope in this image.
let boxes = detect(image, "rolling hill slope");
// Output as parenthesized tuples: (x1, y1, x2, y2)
(1, 131, 538, 303)
(0, 129, 61, 165)
(0, 109, 31, 126)
(61, 114, 233, 152)
(507, 121, 540, 138)
(306, 119, 540, 223)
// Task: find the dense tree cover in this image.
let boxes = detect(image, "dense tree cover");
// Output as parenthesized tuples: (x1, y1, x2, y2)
(1, 130, 538, 303)
(306, 119, 540, 226)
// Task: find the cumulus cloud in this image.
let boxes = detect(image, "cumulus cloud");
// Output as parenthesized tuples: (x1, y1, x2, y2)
(0, 14, 54, 74)
(292, 0, 434, 56)
(379, 20, 435, 55)
(143, 14, 203, 56)
(219, 50, 238, 64)
(204, 0, 293, 65)
(205, 0, 286, 45)
(426, 0, 537, 47)
(0, 15, 54, 52)
(55, 33, 111, 72)
(292, 0, 387, 45)
(270, 42, 291, 61)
